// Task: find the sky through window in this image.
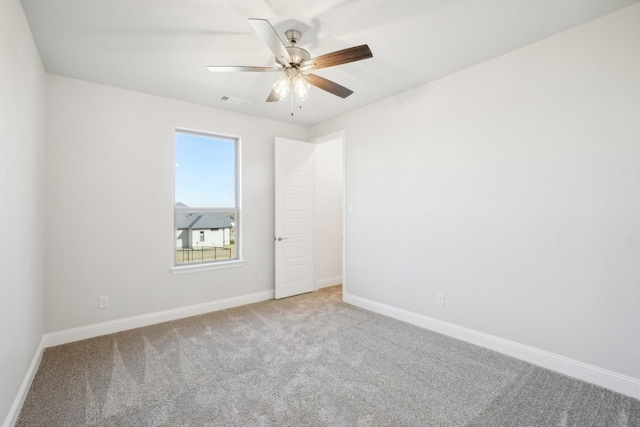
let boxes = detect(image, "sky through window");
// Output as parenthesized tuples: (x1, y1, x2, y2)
(175, 132, 236, 207)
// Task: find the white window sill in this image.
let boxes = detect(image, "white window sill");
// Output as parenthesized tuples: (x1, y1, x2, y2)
(171, 259, 245, 275)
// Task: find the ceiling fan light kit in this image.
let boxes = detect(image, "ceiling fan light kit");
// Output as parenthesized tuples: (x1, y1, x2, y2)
(206, 18, 373, 117)
(273, 68, 311, 103)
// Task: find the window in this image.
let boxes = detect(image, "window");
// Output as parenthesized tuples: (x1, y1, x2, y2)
(174, 130, 240, 267)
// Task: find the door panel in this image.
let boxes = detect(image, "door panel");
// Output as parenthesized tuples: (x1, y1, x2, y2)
(275, 137, 315, 299)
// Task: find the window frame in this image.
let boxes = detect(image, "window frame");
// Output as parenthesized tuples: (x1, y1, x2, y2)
(171, 128, 243, 275)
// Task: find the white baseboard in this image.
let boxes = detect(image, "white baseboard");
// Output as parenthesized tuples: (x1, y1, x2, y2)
(317, 276, 342, 289)
(343, 292, 640, 400)
(3, 337, 45, 427)
(43, 290, 274, 348)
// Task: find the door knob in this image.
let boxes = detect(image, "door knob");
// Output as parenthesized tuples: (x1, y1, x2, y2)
(277, 237, 287, 241)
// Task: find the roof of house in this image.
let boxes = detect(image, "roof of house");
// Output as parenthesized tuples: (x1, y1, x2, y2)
(177, 211, 232, 229)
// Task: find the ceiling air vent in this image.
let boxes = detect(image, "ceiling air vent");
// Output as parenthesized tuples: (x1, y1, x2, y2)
(219, 95, 251, 107)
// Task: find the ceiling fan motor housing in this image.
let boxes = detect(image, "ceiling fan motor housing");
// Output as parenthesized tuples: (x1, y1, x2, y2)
(284, 46, 311, 67)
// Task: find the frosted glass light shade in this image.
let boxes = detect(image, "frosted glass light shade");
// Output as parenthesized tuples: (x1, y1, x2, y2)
(293, 75, 310, 103)
(273, 75, 291, 100)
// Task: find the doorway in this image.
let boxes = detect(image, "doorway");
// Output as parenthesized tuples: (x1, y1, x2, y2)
(274, 133, 345, 299)
(311, 132, 344, 291)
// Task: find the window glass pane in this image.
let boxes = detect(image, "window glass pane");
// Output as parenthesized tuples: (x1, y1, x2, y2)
(175, 210, 236, 264)
(175, 132, 235, 208)
(175, 131, 238, 266)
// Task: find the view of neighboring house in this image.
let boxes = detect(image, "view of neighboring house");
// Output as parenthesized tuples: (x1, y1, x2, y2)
(175, 203, 233, 249)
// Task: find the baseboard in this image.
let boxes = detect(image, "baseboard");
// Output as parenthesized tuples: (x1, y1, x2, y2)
(3, 337, 45, 427)
(43, 290, 274, 348)
(343, 292, 640, 400)
(317, 276, 342, 289)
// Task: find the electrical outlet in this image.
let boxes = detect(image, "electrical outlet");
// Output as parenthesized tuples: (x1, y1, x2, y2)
(258, 272, 264, 282)
(436, 293, 445, 307)
(99, 296, 109, 309)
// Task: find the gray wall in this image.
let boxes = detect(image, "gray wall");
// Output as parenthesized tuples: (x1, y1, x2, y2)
(311, 4, 640, 379)
(44, 75, 308, 333)
(0, 0, 46, 422)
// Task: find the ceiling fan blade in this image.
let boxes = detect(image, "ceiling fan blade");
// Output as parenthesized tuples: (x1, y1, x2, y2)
(206, 66, 279, 72)
(302, 45, 372, 71)
(266, 89, 280, 102)
(304, 74, 354, 98)
(248, 18, 291, 67)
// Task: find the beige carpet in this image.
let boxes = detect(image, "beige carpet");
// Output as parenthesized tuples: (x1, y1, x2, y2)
(17, 286, 640, 426)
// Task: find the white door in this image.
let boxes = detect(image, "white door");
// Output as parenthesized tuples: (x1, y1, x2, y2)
(274, 137, 315, 299)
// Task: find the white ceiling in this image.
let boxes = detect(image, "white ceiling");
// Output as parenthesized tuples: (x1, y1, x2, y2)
(21, 0, 639, 126)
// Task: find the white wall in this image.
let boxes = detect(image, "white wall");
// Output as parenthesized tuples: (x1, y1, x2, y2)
(313, 135, 344, 288)
(0, 0, 46, 423)
(45, 75, 308, 333)
(311, 4, 640, 380)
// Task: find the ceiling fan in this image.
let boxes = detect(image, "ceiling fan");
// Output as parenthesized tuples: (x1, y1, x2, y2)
(207, 18, 373, 114)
